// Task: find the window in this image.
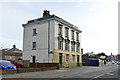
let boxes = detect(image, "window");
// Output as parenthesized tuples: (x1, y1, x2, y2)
(66, 54, 69, 62)
(65, 40, 69, 51)
(71, 30, 74, 39)
(58, 40, 62, 50)
(10, 55, 12, 59)
(32, 42, 36, 50)
(65, 28, 69, 38)
(71, 42, 75, 52)
(72, 55, 75, 62)
(33, 28, 37, 36)
(76, 44, 80, 53)
(71, 42, 73, 52)
(76, 33, 79, 41)
(58, 24, 63, 35)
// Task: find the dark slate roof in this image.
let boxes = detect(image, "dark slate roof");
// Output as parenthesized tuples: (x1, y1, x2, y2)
(25, 14, 82, 33)
(28, 15, 55, 23)
(2, 48, 22, 56)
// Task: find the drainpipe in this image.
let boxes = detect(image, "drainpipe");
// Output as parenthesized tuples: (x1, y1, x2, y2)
(48, 20, 50, 63)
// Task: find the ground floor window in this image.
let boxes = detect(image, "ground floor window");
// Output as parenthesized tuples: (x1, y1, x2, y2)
(72, 55, 75, 62)
(66, 54, 69, 62)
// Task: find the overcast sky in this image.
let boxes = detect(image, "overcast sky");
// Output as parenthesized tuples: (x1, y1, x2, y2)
(0, 0, 119, 55)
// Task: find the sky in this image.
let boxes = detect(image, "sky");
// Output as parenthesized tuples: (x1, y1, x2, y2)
(0, 0, 119, 55)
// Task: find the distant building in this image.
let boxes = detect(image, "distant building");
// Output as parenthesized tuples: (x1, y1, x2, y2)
(22, 10, 82, 67)
(1, 45, 22, 60)
(117, 54, 120, 61)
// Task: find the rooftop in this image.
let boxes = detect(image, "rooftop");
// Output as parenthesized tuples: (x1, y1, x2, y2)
(22, 10, 82, 33)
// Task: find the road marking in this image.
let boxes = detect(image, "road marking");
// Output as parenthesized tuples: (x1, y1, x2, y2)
(106, 73, 114, 75)
(93, 74, 105, 78)
(89, 70, 115, 80)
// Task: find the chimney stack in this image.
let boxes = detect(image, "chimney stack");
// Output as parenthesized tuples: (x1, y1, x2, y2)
(43, 10, 50, 17)
(13, 45, 16, 50)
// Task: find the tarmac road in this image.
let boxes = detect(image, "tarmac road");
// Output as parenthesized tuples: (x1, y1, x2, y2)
(2, 62, 119, 80)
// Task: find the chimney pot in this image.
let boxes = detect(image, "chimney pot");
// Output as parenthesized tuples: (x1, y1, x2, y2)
(13, 45, 16, 50)
(43, 10, 50, 17)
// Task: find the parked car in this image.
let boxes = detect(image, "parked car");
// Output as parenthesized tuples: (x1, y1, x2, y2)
(111, 61, 115, 64)
(8, 60, 22, 68)
(117, 61, 120, 65)
(0, 60, 17, 70)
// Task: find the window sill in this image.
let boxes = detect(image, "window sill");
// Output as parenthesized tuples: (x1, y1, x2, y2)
(32, 49, 36, 50)
(32, 34, 37, 36)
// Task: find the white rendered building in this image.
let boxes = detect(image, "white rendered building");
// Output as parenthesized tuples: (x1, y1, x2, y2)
(23, 10, 82, 67)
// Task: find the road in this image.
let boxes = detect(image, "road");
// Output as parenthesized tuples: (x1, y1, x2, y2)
(2, 62, 119, 80)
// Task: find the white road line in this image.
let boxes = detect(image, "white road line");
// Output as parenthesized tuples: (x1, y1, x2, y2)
(89, 70, 115, 80)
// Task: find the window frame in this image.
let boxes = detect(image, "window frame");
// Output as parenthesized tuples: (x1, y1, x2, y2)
(66, 54, 69, 62)
(72, 55, 75, 62)
(71, 30, 74, 39)
(33, 28, 37, 36)
(76, 44, 80, 53)
(58, 40, 63, 50)
(32, 42, 36, 50)
(76, 32, 79, 41)
(65, 40, 69, 51)
(65, 27, 69, 38)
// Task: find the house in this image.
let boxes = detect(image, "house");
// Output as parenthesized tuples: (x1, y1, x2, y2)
(22, 10, 82, 67)
(1, 45, 22, 60)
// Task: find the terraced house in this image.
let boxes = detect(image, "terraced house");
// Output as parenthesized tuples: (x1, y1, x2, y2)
(22, 10, 82, 67)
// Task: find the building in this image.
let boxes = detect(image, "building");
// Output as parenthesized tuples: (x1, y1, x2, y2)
(22, 10, 82, 67)
(1, 45, 22, 60)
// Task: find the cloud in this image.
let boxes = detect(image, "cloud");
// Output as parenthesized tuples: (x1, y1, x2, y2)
(88, 7, 93, 12)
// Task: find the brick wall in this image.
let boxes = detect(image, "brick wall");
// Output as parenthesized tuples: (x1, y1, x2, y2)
(30, 63, 59, 68)
(2, 67, 58, 75)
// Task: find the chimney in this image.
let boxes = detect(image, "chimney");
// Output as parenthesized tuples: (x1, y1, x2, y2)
(43, 10, 50, 17)
(13, 45, 16, 50)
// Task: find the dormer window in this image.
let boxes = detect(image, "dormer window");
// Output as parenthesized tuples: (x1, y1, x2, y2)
(33, 28, 37, 36)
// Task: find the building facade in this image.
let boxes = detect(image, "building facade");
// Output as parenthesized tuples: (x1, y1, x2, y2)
(23, 10, 82, 67)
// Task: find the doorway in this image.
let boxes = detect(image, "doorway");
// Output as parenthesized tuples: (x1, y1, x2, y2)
(32, 56, 36, 63)
(59, 53, 62, 67)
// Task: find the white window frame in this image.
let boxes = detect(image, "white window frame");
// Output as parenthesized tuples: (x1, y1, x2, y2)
(66, 54, 69, 62)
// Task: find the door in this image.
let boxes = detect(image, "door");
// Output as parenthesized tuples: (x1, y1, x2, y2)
(77, 55, 80, 66)
(32, 56, 36, 63)
(59, 53, 62, 67)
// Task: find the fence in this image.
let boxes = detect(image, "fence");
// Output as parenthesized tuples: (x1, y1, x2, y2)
(30, 63, 59, 68)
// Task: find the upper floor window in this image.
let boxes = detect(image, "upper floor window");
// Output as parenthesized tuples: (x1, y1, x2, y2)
(65, 27, 69, 38)
(58, 40, 63, 50)
(76, 44, 80, 53)
(58, 24, 63, 35)
(33, 28, 37, 36)
(71, 30, 74, 40)
(65, 40, 69, 51)
(32, 42, 36, 50)
(71, 42, 75, 52)
(76, 32, 79, 41)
